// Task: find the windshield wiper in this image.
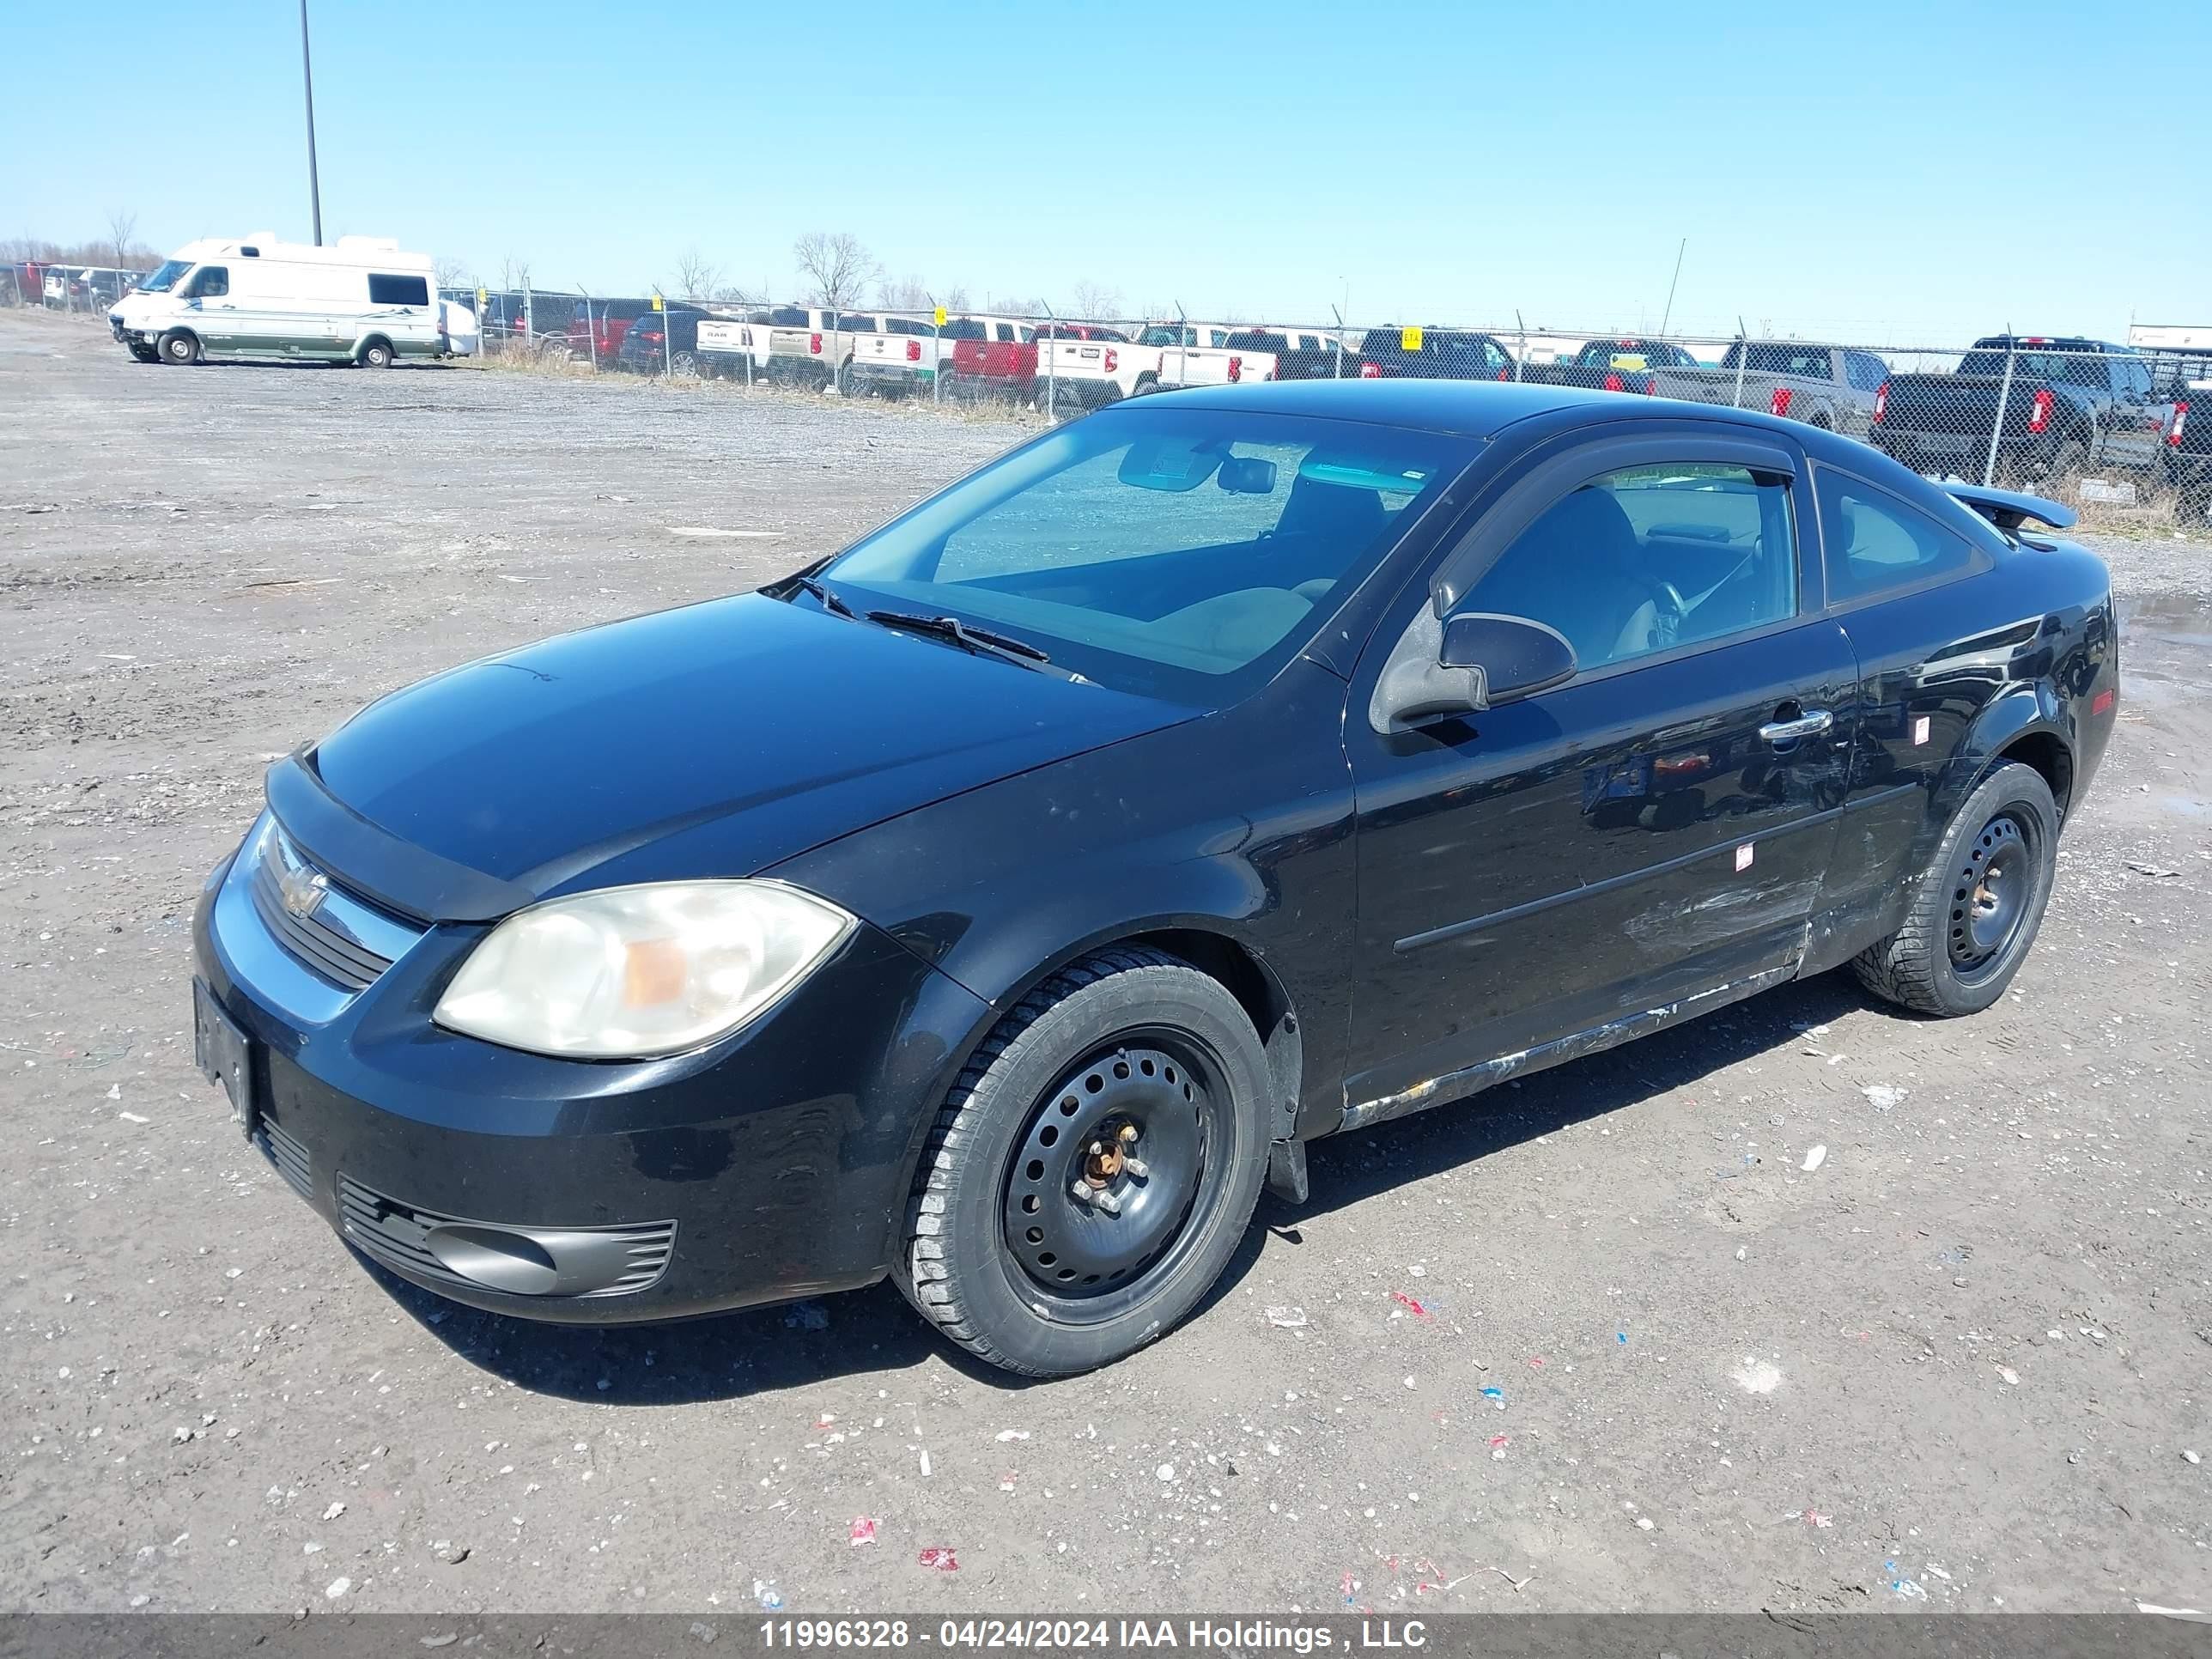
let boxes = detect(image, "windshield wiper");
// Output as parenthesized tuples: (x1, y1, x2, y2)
(788, 574, 855, 618)
(865, 610, 1078, 678)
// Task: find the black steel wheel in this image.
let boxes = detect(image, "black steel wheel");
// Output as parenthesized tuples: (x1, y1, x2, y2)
(898, 947, 1272, 1376)
(1854, 760, 2057, 1017)
(1000, 1033, 1231, 1322)
(361, 339, 395, 369)
(156, 329, 200, 366)
(1948, 813, 2033, 981)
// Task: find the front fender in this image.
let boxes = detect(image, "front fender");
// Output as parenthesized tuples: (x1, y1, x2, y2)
(766, 661, 1360, 1133)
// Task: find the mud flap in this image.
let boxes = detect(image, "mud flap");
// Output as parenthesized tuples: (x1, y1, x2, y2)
(1265, 1136, 1309, 1205)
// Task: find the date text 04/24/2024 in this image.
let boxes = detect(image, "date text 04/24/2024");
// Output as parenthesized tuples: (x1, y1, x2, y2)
(757, 1620, 1428, 1650)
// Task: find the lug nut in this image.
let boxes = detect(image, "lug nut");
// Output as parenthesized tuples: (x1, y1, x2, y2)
(1119, 1124, 1139, 1144)
(1121, 1157, 1151, 1180)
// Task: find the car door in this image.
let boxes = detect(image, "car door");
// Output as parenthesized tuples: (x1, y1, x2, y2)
(185, 264, 234, 350)
(1341, 427, 1856, 1123)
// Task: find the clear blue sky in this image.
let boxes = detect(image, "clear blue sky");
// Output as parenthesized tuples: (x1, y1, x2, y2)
(9, 0, 2205, 344)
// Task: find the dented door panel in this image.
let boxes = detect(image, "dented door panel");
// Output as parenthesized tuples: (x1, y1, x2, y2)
(1343, 618, 1857, 1120)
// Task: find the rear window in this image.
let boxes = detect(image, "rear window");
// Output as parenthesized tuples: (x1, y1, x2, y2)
(769, 307, 811, 327)
(368, 273, 430, 307)
(940, 319, 987, 341)
(1226, 331, 1290, 352)
(1960, 343, 2106, 384)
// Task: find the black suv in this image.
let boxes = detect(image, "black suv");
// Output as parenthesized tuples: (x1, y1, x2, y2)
(613, 306, 714, 376)
(1357, 328, 1518, 380)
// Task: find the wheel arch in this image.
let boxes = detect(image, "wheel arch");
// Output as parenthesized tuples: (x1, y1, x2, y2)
(357, 332, 397, 362)
(1927, 686, 2076, 853)
(882, 917, 1306, 1266)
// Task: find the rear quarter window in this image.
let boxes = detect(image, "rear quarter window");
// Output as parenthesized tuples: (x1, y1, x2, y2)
(1815, 469, 1990, 605)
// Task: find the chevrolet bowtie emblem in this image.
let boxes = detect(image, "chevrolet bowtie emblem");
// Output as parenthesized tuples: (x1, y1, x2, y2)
(276, 856, 329, 920)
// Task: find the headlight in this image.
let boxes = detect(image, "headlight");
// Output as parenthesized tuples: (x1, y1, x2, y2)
(434, 880, 855, 1059)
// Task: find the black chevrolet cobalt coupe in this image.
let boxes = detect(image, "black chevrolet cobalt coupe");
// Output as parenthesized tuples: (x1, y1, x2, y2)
(194, 381, 2118, 1375)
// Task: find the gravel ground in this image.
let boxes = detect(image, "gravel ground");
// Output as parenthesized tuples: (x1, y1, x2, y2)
(3, 306, 2208, 1617)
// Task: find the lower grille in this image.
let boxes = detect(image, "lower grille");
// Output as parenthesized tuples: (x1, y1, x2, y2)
(335, 1174, 676, 1299)
(258, 1116, 313, 1200)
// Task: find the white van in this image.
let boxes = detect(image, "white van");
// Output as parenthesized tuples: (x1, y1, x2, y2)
(110, 234, 455, 368)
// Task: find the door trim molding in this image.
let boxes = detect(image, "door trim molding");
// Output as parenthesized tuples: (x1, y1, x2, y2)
(1394, 803, 1845, 955)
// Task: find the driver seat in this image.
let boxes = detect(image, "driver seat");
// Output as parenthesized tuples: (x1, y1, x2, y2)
(1473, 487, 1652, 669)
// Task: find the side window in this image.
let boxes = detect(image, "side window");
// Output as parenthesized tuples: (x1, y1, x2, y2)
(368, 273, 430, 307)
(188, 265, 228, 298)
(1847, 351, 1887, 392)
(1484, 340, 1510, 375)
(994, 323, 1013, 343)
(1815, 471, 1982, 604)
(1461, 463, 1798, 673)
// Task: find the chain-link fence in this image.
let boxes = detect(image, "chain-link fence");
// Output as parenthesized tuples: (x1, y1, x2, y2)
(18, 262, 2205, 522)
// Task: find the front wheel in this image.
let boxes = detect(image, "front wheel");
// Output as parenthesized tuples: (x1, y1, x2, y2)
(898, 947, 1271, 1376)
(156, 329, 200, 366)
(1852, 760, 2058, 1017)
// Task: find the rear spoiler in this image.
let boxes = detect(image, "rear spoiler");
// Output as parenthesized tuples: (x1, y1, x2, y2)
(1942, 483, 2077, 533)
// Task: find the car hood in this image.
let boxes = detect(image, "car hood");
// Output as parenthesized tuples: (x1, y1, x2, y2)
(304, 592, 1188, 911)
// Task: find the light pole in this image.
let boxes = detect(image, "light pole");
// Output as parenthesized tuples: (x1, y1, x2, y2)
(300, 0, 324, 245)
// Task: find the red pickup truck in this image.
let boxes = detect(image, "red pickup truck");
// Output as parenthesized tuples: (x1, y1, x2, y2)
(939, 316, 1039, 401)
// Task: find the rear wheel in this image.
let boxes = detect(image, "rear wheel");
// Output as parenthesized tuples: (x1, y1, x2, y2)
(1852, 760, 2058, 1017)
(670, 349, 700, 379)
(360, 339, 395, 369)
(2017, 433, 2086, 489)
(898, 947, 1270, 1376)
(156, 329, 200, 366)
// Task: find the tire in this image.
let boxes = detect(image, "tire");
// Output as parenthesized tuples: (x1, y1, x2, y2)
(128, 345, 159, 364)
(156, 329, 200, 366)
(1852, 760, 2059, 1017)
(2019, 433, 2086, 489)
(360, 339, 395, 369)
(898, 947, 1271, 1376)
(671, 349, 700, 379)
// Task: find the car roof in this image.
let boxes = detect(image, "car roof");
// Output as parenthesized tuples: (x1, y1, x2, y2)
(1131, 380, 1924, 460)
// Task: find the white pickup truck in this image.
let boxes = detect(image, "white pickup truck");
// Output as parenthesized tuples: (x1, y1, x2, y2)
(1039, 321, 1279, 410)
(696, 308, 902, 388)
(1651, 341, 1892, 437)
(846, 315, 948, 398)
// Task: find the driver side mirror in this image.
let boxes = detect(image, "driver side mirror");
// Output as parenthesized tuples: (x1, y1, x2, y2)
(1371, 611, 1577, 732)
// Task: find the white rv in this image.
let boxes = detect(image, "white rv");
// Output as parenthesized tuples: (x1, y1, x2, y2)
(109, 234, 456, 367)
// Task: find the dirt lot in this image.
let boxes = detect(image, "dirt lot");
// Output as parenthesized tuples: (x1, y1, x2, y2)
(3, 306, 2208, 1618)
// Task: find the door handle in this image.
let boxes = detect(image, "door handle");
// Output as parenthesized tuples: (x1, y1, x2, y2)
(1760, 708, 1833, 744)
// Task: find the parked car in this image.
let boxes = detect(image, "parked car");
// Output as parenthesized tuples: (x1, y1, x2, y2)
(1133, 322, 1280, 391)
(192, 380, 2115, 1377)
(568, 298, 659, 368)
(1872, 336, 2177, 483)
(614, 305, 715, 375)
(1651, 340, 1888, 434)
(1357, 327, 1518, 380)
(480, 290, 580, 346)
(110, 235, 447, 367)
(1524, 337, 1702, 395)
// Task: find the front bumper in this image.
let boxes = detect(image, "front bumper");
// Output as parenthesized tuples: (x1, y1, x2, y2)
(192, 822, 991, 1323)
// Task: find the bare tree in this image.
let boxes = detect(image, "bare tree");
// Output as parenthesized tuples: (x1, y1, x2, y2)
(498, 255, 531, 294)
(876, 273, 932, 313)
(1070, 280, 1121, 322)
(942, 285, 970, 313)
(672, 246, 720, 302)
(792, 232, 878, 310)
(434, 255, 470, 290)
(106, 209, 137, 270)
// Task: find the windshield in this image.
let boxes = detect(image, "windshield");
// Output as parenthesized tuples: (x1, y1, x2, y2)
(818, 408, 1470, 705)
(137, 258, 191, 295)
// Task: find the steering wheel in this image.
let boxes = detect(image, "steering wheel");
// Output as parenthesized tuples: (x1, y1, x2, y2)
(1645, 579, 1686, 652)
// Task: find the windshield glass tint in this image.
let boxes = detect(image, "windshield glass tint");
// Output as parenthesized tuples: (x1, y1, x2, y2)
(821, 409, 1469, 705)
(137, 258, 191, 295)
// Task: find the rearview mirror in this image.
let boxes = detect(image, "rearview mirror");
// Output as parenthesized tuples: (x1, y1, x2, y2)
(1216, 456, 1277, 495)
